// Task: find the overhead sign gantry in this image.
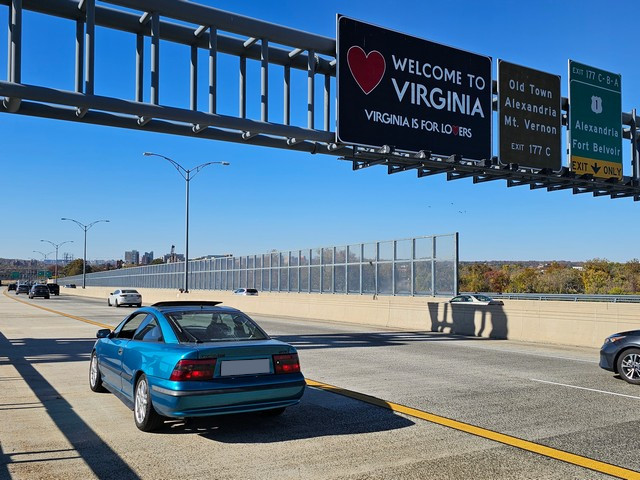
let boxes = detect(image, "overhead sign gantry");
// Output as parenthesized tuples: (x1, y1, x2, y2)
(1, 0, 640, 200)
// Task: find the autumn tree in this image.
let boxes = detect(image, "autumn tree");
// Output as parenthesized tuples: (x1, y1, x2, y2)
(582, 259, 612, 294)
(509, 267, 539, 293)
(61, 259, 92, 277)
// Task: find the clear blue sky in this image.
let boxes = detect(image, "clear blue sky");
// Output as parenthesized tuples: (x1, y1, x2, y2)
(1, 0, 638, 262)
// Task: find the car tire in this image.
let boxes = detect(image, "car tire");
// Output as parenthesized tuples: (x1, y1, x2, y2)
(134, 374, 163, 432)
(45, 296, 50, 299)
(115, 299, 120, 307)
(617, 348, 640, 385)
(107, 299, 111, 306)
(260, 407, 286, 417)
(89, 351, 107, 393)
(136, 303, 142, 308)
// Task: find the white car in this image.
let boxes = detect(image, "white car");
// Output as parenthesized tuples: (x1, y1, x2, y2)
(108, 289, 142, 307)
(233, 288, 259, 296)
(449, 294, 503, 305)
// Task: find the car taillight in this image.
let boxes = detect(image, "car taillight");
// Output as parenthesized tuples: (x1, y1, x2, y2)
(169, 359, 217, 381)
(273, 354, 300, 374)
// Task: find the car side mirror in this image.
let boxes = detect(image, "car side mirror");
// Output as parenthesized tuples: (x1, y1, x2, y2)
(96, 328, 112, 339)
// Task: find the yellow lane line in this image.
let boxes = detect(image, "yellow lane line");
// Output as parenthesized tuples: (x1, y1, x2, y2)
(306, 379, 640, 480)
(5, 289, 638, 479)
(3, 289, 111, 329)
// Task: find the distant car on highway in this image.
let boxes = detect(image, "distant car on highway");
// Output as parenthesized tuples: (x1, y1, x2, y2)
(29, 284, 50, 299)
(89, 301, 305, 431)
(108, 289, 142, 307)
(46, 283, 60, 296)
(449, 294, 503, 305)
(600, 330, 640, 385)
(8, 283, 17, 291)
(233, 288, 259, 296)
(15, 284, 30, 295)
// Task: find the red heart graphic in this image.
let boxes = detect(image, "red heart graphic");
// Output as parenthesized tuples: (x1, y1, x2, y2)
(452, 126, 459, 135)
(347, 46, 386, 95)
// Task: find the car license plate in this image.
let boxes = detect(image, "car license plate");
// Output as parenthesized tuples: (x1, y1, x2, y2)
(220, 359, 270, 376)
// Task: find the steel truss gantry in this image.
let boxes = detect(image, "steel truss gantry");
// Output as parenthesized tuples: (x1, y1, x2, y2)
(2, 0, 640, 200)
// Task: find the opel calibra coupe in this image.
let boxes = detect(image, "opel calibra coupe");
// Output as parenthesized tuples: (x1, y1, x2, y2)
(89, 301, 305, 431)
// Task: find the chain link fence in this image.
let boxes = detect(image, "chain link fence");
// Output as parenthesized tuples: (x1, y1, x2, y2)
(62, 233, 458, 296)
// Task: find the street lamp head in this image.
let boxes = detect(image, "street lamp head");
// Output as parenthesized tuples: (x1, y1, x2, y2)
(143, 152, 153, 156)
(221, 162, 230, 166)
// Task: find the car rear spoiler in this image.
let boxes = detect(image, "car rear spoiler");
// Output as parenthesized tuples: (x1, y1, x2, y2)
(151, 301, 223, 307)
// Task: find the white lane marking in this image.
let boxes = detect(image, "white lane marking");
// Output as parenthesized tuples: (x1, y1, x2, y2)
(457, 343, 599, 364)
(530, 378, 640, 400)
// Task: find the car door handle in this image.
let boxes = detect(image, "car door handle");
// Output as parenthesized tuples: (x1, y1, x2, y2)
(118, 348, 123, 356)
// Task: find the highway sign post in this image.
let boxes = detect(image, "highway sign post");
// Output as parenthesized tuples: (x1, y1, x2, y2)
(569, 60, 622, 179)
(498, 60, 561, 169)
(337, 16, 492, 160)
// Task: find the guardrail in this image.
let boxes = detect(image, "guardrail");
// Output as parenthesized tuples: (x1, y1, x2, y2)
(465, 292, 640, 303)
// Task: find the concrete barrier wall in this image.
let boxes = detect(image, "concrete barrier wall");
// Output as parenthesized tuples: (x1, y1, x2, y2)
(63, 287, 640, 348)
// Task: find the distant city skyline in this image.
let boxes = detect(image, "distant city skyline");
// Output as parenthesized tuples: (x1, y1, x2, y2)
(2, 1, 640, 262)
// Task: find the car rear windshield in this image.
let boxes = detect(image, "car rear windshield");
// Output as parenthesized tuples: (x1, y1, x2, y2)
(473, 295, 493, 302)
(121, 290, 139, 294)
(165, 310, 268, 343)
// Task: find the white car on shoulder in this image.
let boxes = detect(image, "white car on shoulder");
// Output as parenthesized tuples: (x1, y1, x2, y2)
(108, 289, 142, 307)
(449, 294, 503, 305)
(233, 288, 259, 296)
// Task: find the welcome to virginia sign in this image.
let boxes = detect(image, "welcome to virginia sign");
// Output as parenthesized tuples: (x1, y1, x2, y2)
(337, 15, 492, 161)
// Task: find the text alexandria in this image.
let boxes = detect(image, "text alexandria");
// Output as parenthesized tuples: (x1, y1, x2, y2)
(573, 120, 619, 138)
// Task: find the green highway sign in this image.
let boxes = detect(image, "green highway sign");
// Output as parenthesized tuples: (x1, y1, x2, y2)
(10, 272, 19, 279)
(568, 60, 622, 179)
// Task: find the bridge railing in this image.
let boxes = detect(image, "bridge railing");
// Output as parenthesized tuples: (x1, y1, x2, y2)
(465, 292, 640, 303)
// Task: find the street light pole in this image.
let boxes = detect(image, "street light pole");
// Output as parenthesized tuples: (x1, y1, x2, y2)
(61, 218, 110, 289)
(33, 250, 54, 260)
(40, 239, 73, 284)
(143, 152, 229, 293)
(185, 169, 190, 291)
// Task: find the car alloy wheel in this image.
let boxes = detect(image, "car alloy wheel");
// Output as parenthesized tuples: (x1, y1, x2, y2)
(134, 374, 163, 431)
(134, 378, 149, 424)
(618, 348, 640, 385)
(89, 352, 106, 392)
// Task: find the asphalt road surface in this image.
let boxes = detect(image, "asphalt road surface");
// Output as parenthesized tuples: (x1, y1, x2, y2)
(1, 290, 639, 479)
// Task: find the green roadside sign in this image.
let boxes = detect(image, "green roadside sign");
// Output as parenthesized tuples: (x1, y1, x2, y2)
(568, 60, 622, 179)
(10, 272, 19, 279)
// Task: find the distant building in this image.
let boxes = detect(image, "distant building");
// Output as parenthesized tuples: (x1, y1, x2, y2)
(125, 250, 140, 265)
(164, 252, 185, 263)
(141, 251, 154, 265)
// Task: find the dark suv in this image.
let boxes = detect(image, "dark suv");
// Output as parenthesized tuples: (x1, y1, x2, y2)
(8, 283, 17, 291)
(16, 284, 30, 295)
(29, 284, 50, 299)
(46, 283, 60, 296)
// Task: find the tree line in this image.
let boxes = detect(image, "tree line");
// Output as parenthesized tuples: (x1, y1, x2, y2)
(460, 259, 640, 295)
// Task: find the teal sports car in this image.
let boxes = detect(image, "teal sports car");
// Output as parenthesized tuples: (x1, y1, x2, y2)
(89, 301, 305, 431)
